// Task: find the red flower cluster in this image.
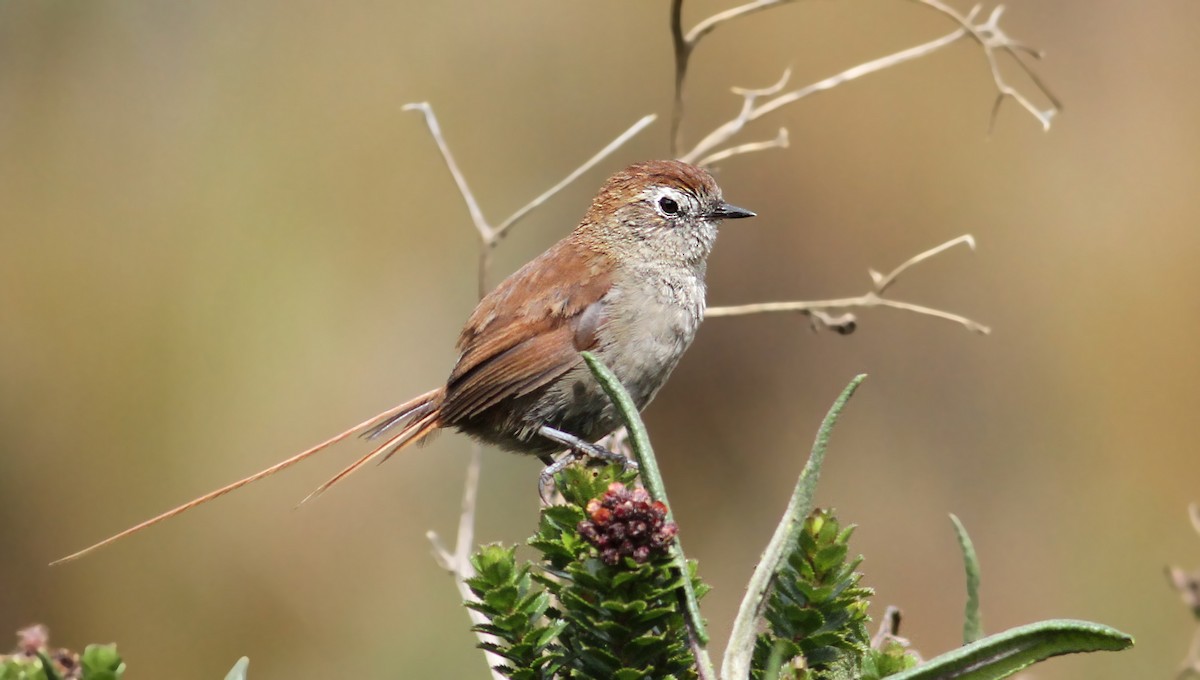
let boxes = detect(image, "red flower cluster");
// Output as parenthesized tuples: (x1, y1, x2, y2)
(578, 482, 679, 566)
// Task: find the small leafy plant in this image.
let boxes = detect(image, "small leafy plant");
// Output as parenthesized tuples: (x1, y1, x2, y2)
(469, 466, 704, 679)
(458, 357, 1134, 679)
(750, 509, 872, 680)
(0, 626, 124, 680)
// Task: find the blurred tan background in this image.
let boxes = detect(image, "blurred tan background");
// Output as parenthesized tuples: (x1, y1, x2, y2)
(2, 1, 1198, 678)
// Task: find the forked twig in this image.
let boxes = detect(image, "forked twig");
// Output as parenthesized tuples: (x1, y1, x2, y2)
(910, 0, 1061, 131)
(406, 102, 655, 295)
(670, 0, 1060, 165)
(669, 0, 798, 155)
(403, 103, 490, 241)
(708, 235, 991, 335)
(682, 29, 966, 165)
(696, 127, 788, 168)
(492, 115, 657, 243)
(425, 446, 506, 679)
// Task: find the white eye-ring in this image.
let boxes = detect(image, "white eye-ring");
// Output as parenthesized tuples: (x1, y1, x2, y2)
(652, 188, 689, 218)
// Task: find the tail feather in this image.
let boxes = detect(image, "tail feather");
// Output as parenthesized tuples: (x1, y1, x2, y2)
(299, 409, 441, 505)
(361, 394, 438, 441)
(50, 389, 443, 566)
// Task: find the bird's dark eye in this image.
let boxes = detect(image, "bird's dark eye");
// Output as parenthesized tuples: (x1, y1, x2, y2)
(658, 196, 680, 215)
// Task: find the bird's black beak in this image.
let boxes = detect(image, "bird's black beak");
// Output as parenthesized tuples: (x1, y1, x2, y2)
(710, 202, 756, 220)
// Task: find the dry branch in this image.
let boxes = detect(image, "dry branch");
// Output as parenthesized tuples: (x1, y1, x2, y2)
(425, 446, 506, 680)
(670, 0, 1060, 165)
(405, 102, 655, 295)
(708, 235, 991, 335)
(669, 0, 799, 155)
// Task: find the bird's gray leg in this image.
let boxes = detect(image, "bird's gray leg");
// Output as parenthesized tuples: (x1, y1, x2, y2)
(536, 426, 638, 503)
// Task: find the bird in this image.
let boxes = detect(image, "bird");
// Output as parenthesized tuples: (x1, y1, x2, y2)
(52, 159, 754, 565)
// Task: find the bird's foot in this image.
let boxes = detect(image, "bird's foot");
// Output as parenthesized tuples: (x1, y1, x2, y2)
(536, 426, 639, 504)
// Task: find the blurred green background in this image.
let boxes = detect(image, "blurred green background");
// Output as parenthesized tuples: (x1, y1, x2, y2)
(2, 1, 1197, 678)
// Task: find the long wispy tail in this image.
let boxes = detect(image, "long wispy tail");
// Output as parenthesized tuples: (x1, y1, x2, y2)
(51, 388, 443, 566)
(298, 407, 442, 505)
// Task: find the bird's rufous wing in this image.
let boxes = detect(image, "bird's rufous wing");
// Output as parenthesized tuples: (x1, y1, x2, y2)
(440, 238, 611, 423)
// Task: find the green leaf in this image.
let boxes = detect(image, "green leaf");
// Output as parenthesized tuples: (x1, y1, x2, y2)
(223, 658, 250, 680)
(762, 638, 791, 680)
(601, 599, 649, 615)
(80, 644, 124, 679)
(723, 376, 868, 680)
(861, 641, 917, 680)
(35, 653, 60, 680)
(472, 544, 519, 584)
(485, 585, 521, 612)
(886, 619, 1132, 680)
(950, 514, 983, 645)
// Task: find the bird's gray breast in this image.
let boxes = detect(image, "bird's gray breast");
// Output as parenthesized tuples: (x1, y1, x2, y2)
(527, 264, 707, 445)
(592, 265, 706, 408)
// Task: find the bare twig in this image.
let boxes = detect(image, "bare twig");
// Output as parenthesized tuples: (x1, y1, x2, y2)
(672, 0, 1060, 166)
(425, 447, 507, 680)
(492, 114, 657, 243)
(696, 127, 788, 168)
(406, 102, 655, 295)
(669, 0, 798, 155)
(910, 1, 1061, 131)
(872, 234, 976, 294)
(682, 28, 966, 165)
(669, 0, 687, 157)
(687, 0, 796, 45)
(708, 235, 991, 335)
(402, 103, 490, 241)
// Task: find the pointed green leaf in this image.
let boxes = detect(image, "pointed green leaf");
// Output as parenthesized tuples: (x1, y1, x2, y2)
(886, 619, 1132, 680)
(723, 376, 868, 680)
(222, 657, 249, 680)
(950, 514, 983, 644)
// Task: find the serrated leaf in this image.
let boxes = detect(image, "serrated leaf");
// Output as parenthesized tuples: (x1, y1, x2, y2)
(611, 570, 648, 589)
(601, 599, 649, 615)
(633, 606, 677, 624)
(536, 622, 568, 649)
(472, 544, 518, 583)
(541, 505, 586, 529)
(485, 584, 521, 612)
(813, 544, 849, 575)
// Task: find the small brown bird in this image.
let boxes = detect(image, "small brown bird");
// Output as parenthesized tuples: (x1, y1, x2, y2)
(53, 159, 753, 564)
